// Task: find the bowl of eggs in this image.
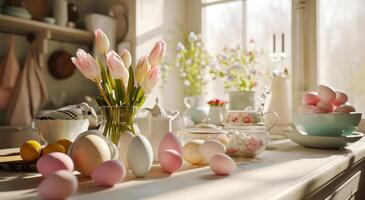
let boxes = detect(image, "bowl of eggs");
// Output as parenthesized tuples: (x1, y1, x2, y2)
(294, 85, 361, 137)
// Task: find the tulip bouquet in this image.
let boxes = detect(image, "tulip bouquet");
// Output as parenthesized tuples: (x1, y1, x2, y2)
(175, 32, 212, 97)
(71, 29, 165, 144)
(210, 40, 261, 92)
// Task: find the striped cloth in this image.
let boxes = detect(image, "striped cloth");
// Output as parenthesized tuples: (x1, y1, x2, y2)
(37, 102, 98, 128)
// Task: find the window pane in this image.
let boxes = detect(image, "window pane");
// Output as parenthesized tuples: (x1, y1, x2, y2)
(318, 0, 365, 113)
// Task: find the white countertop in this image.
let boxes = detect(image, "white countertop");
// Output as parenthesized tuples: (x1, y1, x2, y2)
(1, 138, 364, 200)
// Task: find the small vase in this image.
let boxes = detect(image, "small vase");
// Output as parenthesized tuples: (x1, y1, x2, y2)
(183, 95, 208, 124)
(208, 106, 227, 125)
(99, 106, 137, 145)
(229, 91, 255, 110)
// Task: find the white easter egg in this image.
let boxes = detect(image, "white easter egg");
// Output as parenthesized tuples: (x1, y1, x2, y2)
(199, 140, 226, 163)
(317, 85, 336, 103)
(127, 135, 153, 177)
(183, 139, 205, 165)
(118, 131, 134, 168)
(210, 153, 236, 175)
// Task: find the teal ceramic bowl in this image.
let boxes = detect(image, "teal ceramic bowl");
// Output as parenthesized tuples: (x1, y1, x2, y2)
(293, 113, 362, 136)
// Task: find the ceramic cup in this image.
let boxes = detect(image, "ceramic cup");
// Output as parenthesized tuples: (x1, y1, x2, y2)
(293, 112, 362, 136)
(32, 119, 89, 144)
(225, 110, 279, 130)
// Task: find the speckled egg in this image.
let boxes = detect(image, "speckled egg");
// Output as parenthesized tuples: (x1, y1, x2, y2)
(199, 140, 226, 163)
(209, 153, 236, 175)
(92, 160, 126, 187)
(301, 91, 320, 106)
(37, 152, 74, 177)
(333, 91, 348, 106)
(158, 132, 182, 159)
(38, 170, 78, 200)
(334, 104, 356, 113)
(317, 85, 336, 103)
(118, 131, 134, 168)
(159, 149, 183, 173)
(183, 139, 205, 165)
(69, 133, 111, 177)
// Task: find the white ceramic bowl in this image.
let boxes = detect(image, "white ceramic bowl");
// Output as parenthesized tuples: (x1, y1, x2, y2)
(33, 119, 89, 144)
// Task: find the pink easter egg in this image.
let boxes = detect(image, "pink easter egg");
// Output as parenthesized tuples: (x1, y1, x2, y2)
(334, 104, 356, 113)
(332, 91, 348, 106)
(37, 152, 74, 177)
(158, 132, 182, 159)
(38, 170, 78, 200)
(159, 149, 183, 173)
(91, 160, 126, 187)
(297, 104, 316, 113)
(316, 101, 335, 112)
(317, 85, 336, 103)
(313, 107, 329, 113)
(301, 91, 320, 105)
(209, 153, 236, 176)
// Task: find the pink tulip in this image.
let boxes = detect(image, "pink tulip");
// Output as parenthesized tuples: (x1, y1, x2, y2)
(94, 29, 110, 54)
(135, 56, 151, 84)
(71, 49, 101, 82)
(142, 67, 160, 92)
(119, 49, 132, 68)
(107, 51, 129, 87)
(148, 41, 166, 67)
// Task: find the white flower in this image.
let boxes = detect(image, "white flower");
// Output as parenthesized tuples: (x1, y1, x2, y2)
(188, 32, 198, 42)
(186, 59, 192, 65)
(181, 72, 187, 77)
(176, 42, 185, 51)
(183, 80, 190, 86)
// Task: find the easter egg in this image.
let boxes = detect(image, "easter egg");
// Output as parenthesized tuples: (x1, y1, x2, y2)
(334, 104, 356, 113)
(159, 149, 183, 173)
(199, 140, 226, 163)
(37, 152, 74, 177)
(297, 104, 316, 113)
(313, 106, 329, 113)
(317, 85, 336, 103)
(183, 139, 205, 165)
(92, 160, 126, 187)
(127, 135, 153, 177)
(209, 153, 236, 175)
(316, 101, 334, 112)
(38, 170, 78, 200)
(158, 132, 182, 160)
(301, 91, 320, 106)
(118, 131, 134, 168)
(69, 132, 112, 177)
(333, 91, 348, 106)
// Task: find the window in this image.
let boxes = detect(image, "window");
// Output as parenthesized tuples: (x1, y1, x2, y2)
(318, 0, 365, 113)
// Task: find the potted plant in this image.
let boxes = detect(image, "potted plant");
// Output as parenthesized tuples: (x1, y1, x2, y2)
(175, 32, 212, 123)
(71, 29, 165, 144)
(207, 99, 228, 125)
(210, 40, 261, 110)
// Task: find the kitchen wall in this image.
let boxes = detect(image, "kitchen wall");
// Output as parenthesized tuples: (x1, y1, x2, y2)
(318, 0, 365, 113)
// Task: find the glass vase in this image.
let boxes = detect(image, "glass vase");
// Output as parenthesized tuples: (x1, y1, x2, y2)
(99, 106, 137, 145)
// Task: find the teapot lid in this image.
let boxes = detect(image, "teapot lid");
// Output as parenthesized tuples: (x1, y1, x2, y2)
(149, 98, 170, 117)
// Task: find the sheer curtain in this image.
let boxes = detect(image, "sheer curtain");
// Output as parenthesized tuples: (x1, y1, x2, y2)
(318, 0, 365, 114)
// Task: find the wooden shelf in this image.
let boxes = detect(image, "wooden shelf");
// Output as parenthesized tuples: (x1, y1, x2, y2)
(0, 14, 93, 45)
